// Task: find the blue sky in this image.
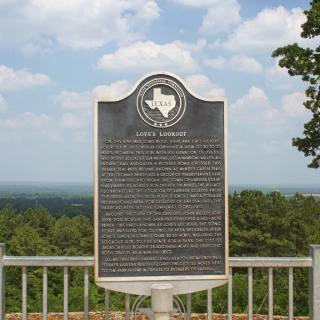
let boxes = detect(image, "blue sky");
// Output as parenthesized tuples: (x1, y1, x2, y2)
(0, 0, 317, 185)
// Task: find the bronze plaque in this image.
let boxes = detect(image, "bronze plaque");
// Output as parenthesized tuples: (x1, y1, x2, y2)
(94, 72, 228, 283)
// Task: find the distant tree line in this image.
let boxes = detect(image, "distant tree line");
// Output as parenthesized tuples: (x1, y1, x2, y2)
(0, 196, 93, 223)
(1, 190, 319, 316)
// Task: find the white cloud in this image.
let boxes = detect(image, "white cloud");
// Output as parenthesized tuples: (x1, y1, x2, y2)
(171, 0, 241, 34)
(0, 78, 131, 144)
(0, 65, 54, 90)
(257, 140, 290, 155)
(282, 92, 310, 118)
(265, 58, 304, 90)
(204, 54, 262, 73)
(72, 131, 88, 143)
(229, 140, 249, 156)
(0, 0, 161, 52)
(52, 80, 132, 110)
(204, 56, 226, 69)
(229, 54, 263, 73)
(228, 87, 315, 159)
(173, 38, 207, 52)
(2, 112, 51, 129)
(92, 81, 132, 99)
(199, 1, 241, 34)
(53, 91, 92, 110)
(0, 95, 9, 113)
(184, 74, 225, 98)
(60, 113, 86, 128)
(0, 111, 60, 142)
(222, 6, 307, 53)
(229, 86, 283, 135)
(96, 40, 202, 74)
(210, 39, 221, 49)
(52, 81, 133, 131)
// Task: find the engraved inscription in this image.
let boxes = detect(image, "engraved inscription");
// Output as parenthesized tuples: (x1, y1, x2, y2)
(98, 135, 225, 276)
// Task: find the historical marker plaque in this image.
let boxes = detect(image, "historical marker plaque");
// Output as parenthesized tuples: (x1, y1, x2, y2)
(94, 72, 228, 294)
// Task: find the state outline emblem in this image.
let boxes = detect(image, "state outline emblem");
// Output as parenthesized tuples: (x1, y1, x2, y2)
(136, 77, 186, 128)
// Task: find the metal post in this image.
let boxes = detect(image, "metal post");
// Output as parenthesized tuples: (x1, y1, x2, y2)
(207, 289, 212, 320)
(64, 267, 68, 320)
(309, 245, 320, 320)
(151, 284, 173, 320)
(187, 293, 191, 320)
(288, 268, 293, 320)
(268, 268, 273, 320)
(84, 267, 89, 320)
(248, 267, 253, 320)
(0, 244, 5, 320)
(125, 293, 130, 320)
(105, 289, 109, 320)
(228, 267, 232, 320)
(22, 267, 27, 320)
(43, 267, 48, 320)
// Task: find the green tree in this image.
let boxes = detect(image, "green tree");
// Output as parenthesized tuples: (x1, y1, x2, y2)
(9, 225, 52, 256)
(229, 190, 296, 257)
(272, 0, 320, 168)
(0, 204, 23, 251)
(72, 215, 94, 255)
(52, 215, 94, 256)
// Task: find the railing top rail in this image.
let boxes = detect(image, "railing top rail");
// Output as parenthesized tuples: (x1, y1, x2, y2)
(3, 255, 313, 268)
(229, 257, 313, 268)
(4, 256, 94, 267)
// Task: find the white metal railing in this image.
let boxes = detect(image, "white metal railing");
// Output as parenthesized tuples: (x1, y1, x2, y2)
(1, 244, 320, 320)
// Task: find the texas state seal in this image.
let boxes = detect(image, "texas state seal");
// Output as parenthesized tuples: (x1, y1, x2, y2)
(136, 77, 186, 128)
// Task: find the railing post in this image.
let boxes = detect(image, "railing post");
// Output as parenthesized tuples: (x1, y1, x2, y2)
(105, 289, 109, 320)
(248, 267, 253, 320)
(0, 244, 5, 320)
(288, 268, 293, 320)
(207, 289, 212, 320)
(22, 267, 27, 320)
(84, 267, 89, 320)
(309, 245, 320, 320)
(64, 267, 68, 320)
(268, 268, 273, 320)
(187, 293, 191, 320)
(125, 293, 130, 320)
(43, 267, 48, 320)
(228, 267, 232, 320)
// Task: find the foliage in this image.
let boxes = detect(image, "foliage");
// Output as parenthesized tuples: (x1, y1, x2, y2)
(0, 196, 93, 223)
(272, 0, 320, 168)
(1, 190, 320, 316)
(0, 185, 93, 198)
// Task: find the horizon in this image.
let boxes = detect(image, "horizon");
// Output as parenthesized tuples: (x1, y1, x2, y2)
(2, 181, 320, 189)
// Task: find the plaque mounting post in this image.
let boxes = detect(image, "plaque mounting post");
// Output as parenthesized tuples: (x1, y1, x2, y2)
(151, 284, 173, 320)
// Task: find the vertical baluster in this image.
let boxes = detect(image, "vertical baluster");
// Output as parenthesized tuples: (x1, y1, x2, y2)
(84, 267, 89, 320)
(187, 293, 192, 320)
(105, 289, 110, 320)
(22, 267, 27, 320)
(125, 293, 130, 320)
(64, 267, 68, 320)
(207, 289, 212, 320)
(0, 243, 5, 320)
(228, 268, 232, 320)
(268, 268, 273, 320)
(309, 245, 320, 320)
(228, 267, 232, 320)
(43, 267, 48, 320)
(248, 267, 253, 320)
(288, 268, 293, 320)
